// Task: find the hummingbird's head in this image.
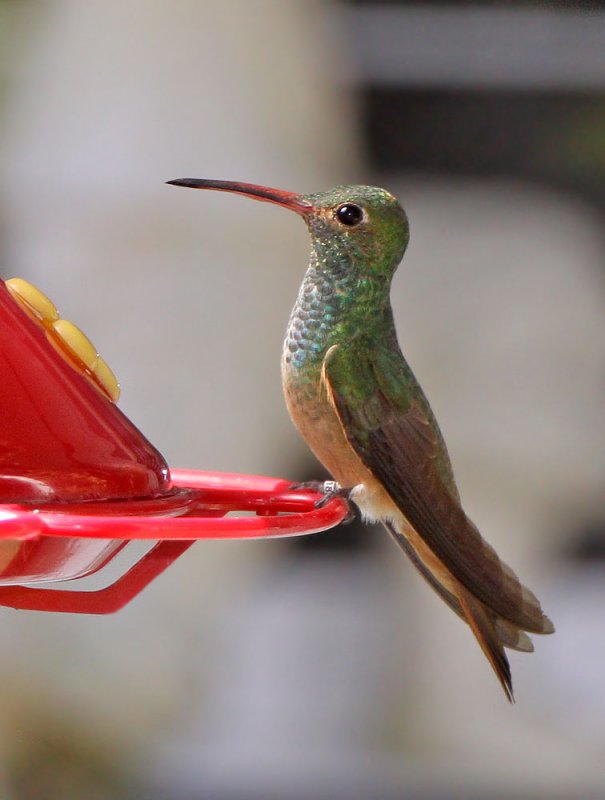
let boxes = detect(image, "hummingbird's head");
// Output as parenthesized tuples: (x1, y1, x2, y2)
(300, 185, 409, 279)
(166, 179, 409, 279)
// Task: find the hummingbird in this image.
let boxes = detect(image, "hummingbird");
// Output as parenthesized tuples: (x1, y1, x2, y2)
(167, 177, 554, 700)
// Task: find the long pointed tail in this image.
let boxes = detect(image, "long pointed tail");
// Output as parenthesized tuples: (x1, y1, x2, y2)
(458, 587, 514, 702)
(384, 520, 516, 701)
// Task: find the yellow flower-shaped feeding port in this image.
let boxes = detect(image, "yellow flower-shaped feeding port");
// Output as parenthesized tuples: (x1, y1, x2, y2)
(6, 277, 120, 403)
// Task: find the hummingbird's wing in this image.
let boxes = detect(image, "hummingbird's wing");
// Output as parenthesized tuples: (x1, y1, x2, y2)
(321, 338, 554, 638)
(322, 339, 553, 698)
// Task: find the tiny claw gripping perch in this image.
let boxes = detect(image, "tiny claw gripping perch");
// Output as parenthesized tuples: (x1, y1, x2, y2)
(291, 480, 357, 524)
(0, 278, 348, 613)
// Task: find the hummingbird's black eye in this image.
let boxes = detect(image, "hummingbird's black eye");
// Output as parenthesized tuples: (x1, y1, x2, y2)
(335, 203, 364, 227)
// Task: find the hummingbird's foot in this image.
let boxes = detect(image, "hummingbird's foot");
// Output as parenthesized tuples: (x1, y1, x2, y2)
(288, 480, 335, 494)
(289, 481, 357, 524)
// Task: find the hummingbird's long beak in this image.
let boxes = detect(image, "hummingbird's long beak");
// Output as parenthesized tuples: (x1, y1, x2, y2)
(166, 178, 312, 215)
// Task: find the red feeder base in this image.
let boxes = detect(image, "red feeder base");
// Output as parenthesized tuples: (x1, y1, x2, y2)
(0, 470, 347, 613)
(0, 276, 347, 613)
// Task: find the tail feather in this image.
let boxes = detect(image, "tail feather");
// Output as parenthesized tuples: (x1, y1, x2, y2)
(495, 619, 533, 653)
(384, 520, 543, 699)
(385, 522, 533, 653)
(459, 588, 514, 702)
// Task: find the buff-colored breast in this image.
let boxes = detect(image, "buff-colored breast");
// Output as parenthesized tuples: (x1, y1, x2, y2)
(281, 354, 398, 523)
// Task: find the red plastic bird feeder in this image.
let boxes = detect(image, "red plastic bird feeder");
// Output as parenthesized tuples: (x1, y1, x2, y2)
(0, 278, 347, 613)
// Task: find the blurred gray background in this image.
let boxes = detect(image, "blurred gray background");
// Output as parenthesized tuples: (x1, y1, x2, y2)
(1, 1, 605, 798)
